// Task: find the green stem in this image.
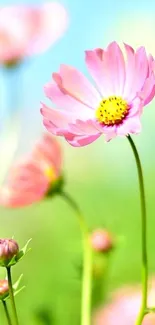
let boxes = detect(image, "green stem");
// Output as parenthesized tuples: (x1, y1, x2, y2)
(6, 267, 19, 325)
(127, 136, 148, 325)
(146, 307, 155, 313)
(81, 234, 92, 325)
(2, 300, 12, 325)
(60, 191, 92, 325)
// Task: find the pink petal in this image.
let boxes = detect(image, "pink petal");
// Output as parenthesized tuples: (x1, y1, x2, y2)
(101, 125, 117, 141)
(41, 103, 74, 129)
(134, 47, 148, 90)
(128, 97, 143, 117)
(148, 54, 155, 75)
(27, 2, 69, 56)
(43, 119, 65, 136)
(32, 133, 62, 176)
(85, 50, 111, 97)
(123, 45, 150, 101)
(69, 119, 99, 135)
(0, 3, 68, 63)
(138, 74, 155, 106)
(95, 48, 104, 60)
(117, 117, 141, 136)
(104, 133, 117, 142)
(41, 104, 97, 138)
(105, 42, 125, 95)
(65, 133, 101, 147)
(41, 103, 71, 137)
(43, 116, 100, 140)
(0, 186, 46, 208)
(85, 42, 125, 97)
(43, 118, 76, 138)
(0, 159, 49, 208)
(123, 44, 136, 100)
(43, 119, 101, 147)
(0, 6, 33, 63)
(44, 82, 94, 119)
(53, 64, 101, 108)
(41, 103, 101, 146)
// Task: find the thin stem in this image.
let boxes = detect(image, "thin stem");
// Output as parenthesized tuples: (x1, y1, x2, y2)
(2, 300, 12, 325)
(127, 135, 148, 325)
(60, 191, 87, 233)
(60, 190, 92, 325)
(6, 267, 19, 325)
(146, 307, 155, 313)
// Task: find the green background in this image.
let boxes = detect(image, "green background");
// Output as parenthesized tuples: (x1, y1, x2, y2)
(1, 110, 155, 324)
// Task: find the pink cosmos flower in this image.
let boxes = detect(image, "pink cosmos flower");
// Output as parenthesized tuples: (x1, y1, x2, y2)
(90, 229, 113, 253)
(94, 282, 155, 325)
(41, 42, 155, 146)
(0, 280, 9, 298)
(0, 2, 68, 65)
(0, 134, 62, 207)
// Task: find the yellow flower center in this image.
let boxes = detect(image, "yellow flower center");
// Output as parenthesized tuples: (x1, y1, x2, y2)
(44, 166, 56, 182)
(96, 96, 129, 125)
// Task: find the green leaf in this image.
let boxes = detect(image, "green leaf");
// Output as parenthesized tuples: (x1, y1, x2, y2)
(7, 255, 18, 267)
(16, 238, 32, 262)
(14, 286, 25, 297)
(3, 274, 25, 301)
(13, 274, 23, 291)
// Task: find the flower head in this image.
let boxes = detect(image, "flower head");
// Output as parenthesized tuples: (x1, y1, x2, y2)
(0, 239, 19, 266)
(0, 3, 68, 65)
(0, 275, 25, 300)
(90, 229, 113, 253)
(0, 280, 9, 299)
(94, 282, 155, 325)
(41, 42, 155, 145)
(0, 134, 62, 207)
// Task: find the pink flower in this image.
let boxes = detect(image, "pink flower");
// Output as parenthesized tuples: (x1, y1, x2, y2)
(0, 134, 62, 207)
(0, 280, 9, 298)
(90, 229, 113, 253)
(94, 282, 155, 325)
(0, 2, 68, 65)
(41, 42, 155, 146)
(0, 239, 19, 265)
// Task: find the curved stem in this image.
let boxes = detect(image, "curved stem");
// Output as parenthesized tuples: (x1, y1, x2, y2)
(2, 300, 12, 325)
(127, 135, 148, 325)
(6, 267, 19, 325)
(60, 190, 92, 325)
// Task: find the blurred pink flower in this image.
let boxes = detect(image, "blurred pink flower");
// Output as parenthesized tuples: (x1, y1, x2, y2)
(0, 280, 9, 298)
(94, 282, 155, 325)
(0, 134, 62, 207)
(0, 2, 68, 65)
(41, 42, 155, 146)
(90, 229, 113, 253)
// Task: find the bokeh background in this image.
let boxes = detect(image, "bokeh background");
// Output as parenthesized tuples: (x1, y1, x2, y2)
(1, 0, 155, 324)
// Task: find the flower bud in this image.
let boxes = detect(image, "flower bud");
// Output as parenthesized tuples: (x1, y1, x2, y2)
(0, 239, 19, 266)
(90, 229, 113, 253)
(0, 280, 9, 299)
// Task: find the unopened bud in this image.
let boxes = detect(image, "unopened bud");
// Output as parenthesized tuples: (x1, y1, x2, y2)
(0, 239, 19, 266)
(90, 229, 113, 253)
(0, 280, 9, 299)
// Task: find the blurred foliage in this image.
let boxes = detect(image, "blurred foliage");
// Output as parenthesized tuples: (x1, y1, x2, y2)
(0, 164, 155, 325)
